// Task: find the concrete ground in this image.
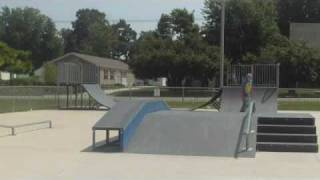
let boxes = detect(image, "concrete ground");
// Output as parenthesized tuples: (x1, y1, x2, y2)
(0, 110, 319, 180)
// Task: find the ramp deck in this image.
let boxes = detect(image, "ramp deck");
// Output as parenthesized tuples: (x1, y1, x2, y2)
(93, 101, 147, 130)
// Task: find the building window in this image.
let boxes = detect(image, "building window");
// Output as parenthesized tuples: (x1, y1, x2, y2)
(121, 72, 127, 78)
(103, 69, 109, 80)
(110, 70, 115, 80)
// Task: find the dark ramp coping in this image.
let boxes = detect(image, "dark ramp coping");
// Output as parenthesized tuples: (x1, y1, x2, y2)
(82, 84, 115, 109)
(93, 100, 170, 149)
(126, 111, 256, 157)
(221, 87, 278, 113)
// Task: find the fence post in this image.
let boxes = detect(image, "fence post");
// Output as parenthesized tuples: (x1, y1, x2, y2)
(182, 86, 185, 102)
(276, 63, 280, 88)
(129, 85, 132, 100)
(49, 121, 52, 128)
(12, 86, 16, 112)
(56, 86, 60, 109)
(11, 127, 15, 136)
(28, 87, 31, 111)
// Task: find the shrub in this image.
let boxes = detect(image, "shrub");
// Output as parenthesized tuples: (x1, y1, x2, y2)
(44, 64, 57, 85)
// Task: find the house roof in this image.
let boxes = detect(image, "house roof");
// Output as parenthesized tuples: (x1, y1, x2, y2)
(50, 52, 129, 71)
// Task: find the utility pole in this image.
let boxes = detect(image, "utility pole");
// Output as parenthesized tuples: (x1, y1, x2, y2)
(220, 0, 226, 88)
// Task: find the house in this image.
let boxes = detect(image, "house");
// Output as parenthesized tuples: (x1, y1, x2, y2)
(290, 23, 320, 49)
(35, 52, 134, 87)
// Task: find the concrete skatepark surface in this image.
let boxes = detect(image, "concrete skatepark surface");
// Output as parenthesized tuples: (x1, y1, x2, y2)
(0, 110, 319, 179)
(127, 110, 256, 157)
(221, 87, 278, 113)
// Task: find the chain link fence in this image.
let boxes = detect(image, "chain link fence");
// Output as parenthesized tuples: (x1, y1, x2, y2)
(1, 86, 320, 113)
(106, 86, 221, 109)
(0, 86, 61, 113)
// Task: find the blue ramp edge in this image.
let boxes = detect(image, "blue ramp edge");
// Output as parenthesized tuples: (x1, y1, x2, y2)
(121, 100, 170, 151)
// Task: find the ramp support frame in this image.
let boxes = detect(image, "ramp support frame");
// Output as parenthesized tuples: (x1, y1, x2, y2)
(92, 127, 122, 150)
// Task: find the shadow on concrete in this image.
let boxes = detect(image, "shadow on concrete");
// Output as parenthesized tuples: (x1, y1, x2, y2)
(81, 137, 122, 153)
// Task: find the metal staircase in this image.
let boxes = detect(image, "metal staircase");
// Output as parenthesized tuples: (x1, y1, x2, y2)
(257, 116, 318, 153)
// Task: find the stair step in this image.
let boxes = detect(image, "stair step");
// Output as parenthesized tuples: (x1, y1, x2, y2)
(258, 125, 316, 134)
(258, 117, 315, 126)
(257, 133, 317, 143)
(257, 142, 319, 153)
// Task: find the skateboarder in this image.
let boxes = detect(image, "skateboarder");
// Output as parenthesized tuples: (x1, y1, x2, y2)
(240, 73, 253, 112)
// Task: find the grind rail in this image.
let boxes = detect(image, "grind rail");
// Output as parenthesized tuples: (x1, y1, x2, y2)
(0, 120, 52, 136)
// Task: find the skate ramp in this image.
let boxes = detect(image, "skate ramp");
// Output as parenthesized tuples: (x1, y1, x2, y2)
(82, 84, 115, 109)
(126, 111, 256, 157)
(221, 87, 277, 113)
(93, 100, 170, 150)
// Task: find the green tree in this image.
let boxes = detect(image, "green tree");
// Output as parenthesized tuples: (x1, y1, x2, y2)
(129, 9, 221, 86)
(243, 34, 320, 87)
(157, 14, 173, 39)
(170, 8, 196, 38)
(0, 42, 32, 76)
(61, 28, 76, 54)
(202, 0, 279, 62)
(63, 9, 115, 57)
(277, 0, 320, 36)
(43, 63, 57, 84)
(0, 7, 63, 69)
(156, 9, 198, 40)
(111, 19, 137, 60)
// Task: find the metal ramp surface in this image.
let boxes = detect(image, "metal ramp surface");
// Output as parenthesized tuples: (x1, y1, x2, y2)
(126, 111, 256, 157)
(82, 84, 115, 109)
(92, 100, 170, 149)
(221, 87, 278, 113)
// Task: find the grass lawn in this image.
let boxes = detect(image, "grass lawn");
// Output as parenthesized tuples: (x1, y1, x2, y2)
(168, 100, 320, 111)
(278, 88, 320, 98)
(166, 101, 205, 109)
(1, 97, 320, 113)
(278, 101, 320, 111)
(111, 88, 215, 98)
(0, 98, 59, 113)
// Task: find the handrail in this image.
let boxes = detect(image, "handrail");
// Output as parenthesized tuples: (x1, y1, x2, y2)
(235, 101, 255, 158)
(243, 101, 255, 151)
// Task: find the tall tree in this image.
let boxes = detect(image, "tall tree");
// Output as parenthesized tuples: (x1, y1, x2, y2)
(157, 14, 173, 39)
(0, 42, 32, 76)
(129, 8, 221, 86)
(170, 8, 196, 38)
(111, 19, 137, 60)
(277, 0, 320, 36)
(63, 9, 115, 57)
(61, 28, 76, 54)
(0, 7, 63, 69)
(242, 34, 320, 87)
(202, 0, 279, 62)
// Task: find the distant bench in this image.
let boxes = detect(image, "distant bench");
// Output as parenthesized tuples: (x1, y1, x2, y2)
(0, 120, 52, 136)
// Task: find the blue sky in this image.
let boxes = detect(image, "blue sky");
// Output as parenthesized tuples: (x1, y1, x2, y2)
(0, 0, 205, 33)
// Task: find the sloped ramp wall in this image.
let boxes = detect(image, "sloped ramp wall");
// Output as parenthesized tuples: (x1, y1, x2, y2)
(126, 111, 256, 157)
(121, 100, 170, 150)
(82, 84, 116, 109)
